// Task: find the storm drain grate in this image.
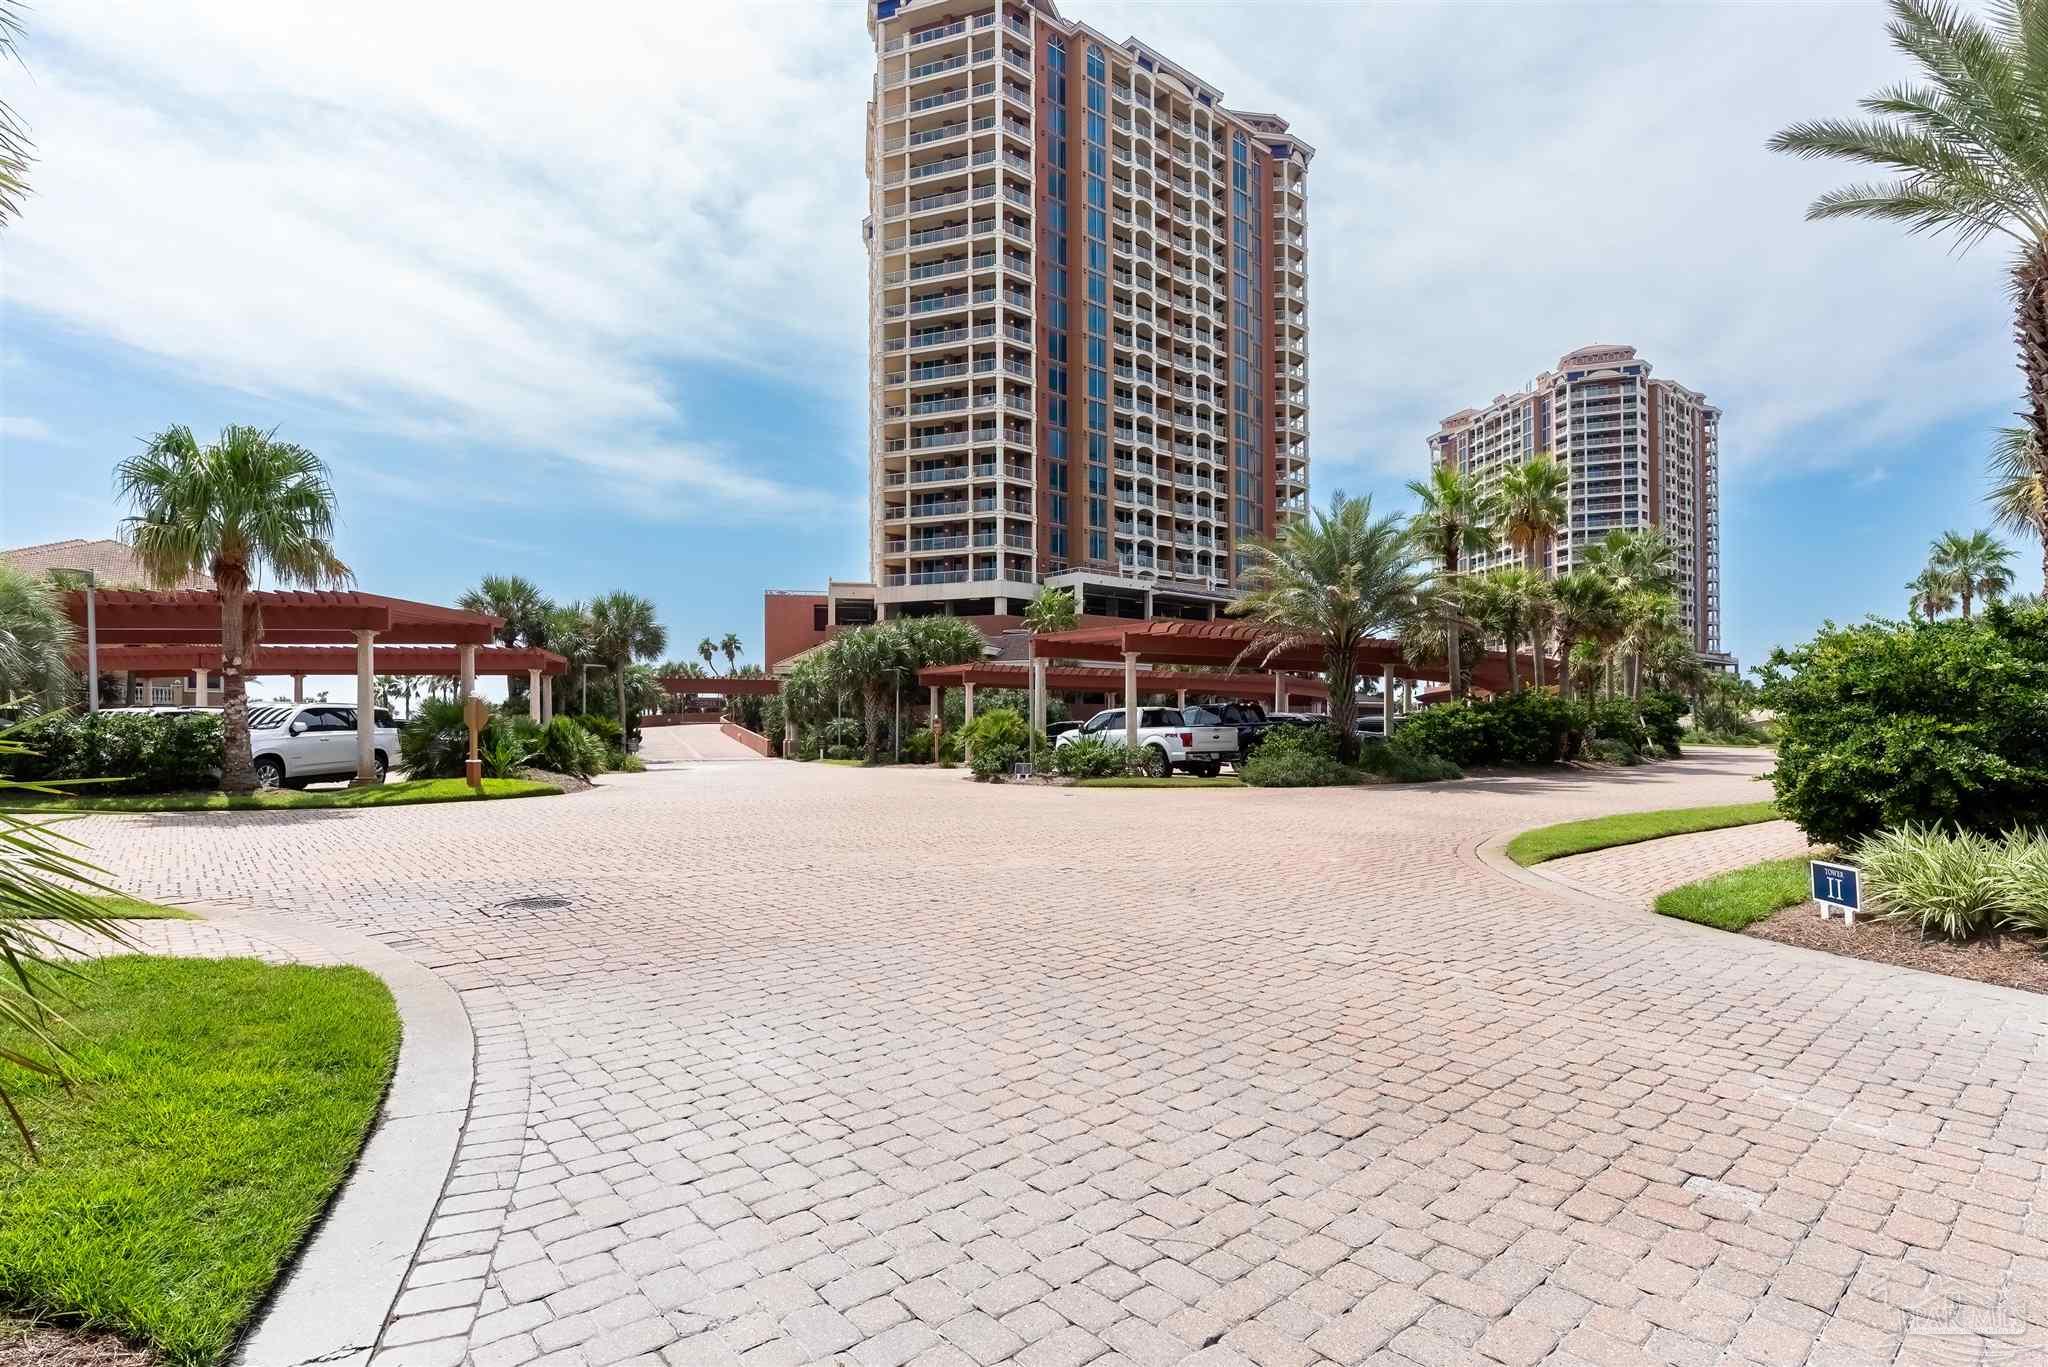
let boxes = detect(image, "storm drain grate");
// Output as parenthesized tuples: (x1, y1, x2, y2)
(484, 895, 572, 916)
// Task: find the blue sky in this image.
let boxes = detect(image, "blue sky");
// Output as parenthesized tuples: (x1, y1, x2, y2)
(3, 0, 2040, 692)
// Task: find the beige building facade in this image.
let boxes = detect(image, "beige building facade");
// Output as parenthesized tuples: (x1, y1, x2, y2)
(865, 0, 1312, 622)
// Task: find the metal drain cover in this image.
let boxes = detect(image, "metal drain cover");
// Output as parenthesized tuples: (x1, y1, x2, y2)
(488, 895, 571, 914)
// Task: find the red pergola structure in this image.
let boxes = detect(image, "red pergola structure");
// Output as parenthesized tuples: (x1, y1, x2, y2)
(658, 676, 781, 698)
(1025, 619, 1548, 750)
(58, 588, 566, 785)
(915, 661, 1328, 725)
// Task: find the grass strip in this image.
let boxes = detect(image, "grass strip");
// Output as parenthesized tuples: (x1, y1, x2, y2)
(0, 956, 398, 1365)
(1073, 776, 1245, 789)
(1506, 800, 1779, 867)
(0, 777, 559, 813)
(1653, 856, 1813, 931)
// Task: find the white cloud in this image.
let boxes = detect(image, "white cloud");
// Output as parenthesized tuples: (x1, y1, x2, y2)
(0, 0, 2023, 520)
(0, 415, 53, 441)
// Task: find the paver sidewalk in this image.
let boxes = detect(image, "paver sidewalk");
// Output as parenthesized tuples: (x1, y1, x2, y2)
(64, 751, 2048, 1366)
(1538, 818, 1812, 906)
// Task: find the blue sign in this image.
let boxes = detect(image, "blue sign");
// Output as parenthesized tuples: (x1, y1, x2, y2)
(1811, 860, 1859, 910)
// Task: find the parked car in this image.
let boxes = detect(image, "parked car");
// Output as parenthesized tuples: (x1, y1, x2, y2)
(1354, 712, 1408, 743)
(247, 703, 400, 788)
(1183, 702, 1321, 757)
(1055, 706, 1238, 777)
(1045, 720, 1083, 740)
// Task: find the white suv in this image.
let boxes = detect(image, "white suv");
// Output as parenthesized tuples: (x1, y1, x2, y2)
(247, 704, 399, 788)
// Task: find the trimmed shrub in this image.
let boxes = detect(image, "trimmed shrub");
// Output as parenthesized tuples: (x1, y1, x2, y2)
(1638, 691, 1688, 758)
(1585, 698, 1648, 756)
(820, 717, 862, 751)
(825, 744, 858, 761)
(0, 711, 223, 793)
(1051, 735, 1122, 779)
(1758, 604, 2048, 846)
(937, 732, 962, 766)
(1393, 691, 1579, 769)
(1240, 747, 1361, 787)
(961, 707, 1031, 781)
(900, 728, 934, 764)
(571, 713, 624, 748)
(1355, 745, 1462, 783)
(1585, 737, 1642, 766)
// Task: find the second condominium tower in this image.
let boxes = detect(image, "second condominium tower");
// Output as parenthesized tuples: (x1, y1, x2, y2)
(865, 0, 1313, 622)
(1429, 345, 1726, 664)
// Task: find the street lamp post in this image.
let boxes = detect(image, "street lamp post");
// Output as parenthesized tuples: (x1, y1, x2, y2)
(581, 663, 598, 715)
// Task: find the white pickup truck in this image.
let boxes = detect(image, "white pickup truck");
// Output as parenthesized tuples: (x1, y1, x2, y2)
(247, 703, 400, 787)
(1055, 706, 1240, 777)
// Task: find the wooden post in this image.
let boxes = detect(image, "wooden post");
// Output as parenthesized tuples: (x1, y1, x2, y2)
(463, 695, 487, 792)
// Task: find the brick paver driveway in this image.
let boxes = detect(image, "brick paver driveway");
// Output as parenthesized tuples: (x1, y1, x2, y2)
(77, 750, 2048, 1366)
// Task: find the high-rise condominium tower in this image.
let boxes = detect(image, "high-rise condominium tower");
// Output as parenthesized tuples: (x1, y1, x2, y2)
(1429, 345, 1726, 663)
(865, 0, 1312, 622)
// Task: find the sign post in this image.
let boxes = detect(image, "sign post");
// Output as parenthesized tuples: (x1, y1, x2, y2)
(1810, 859, 1860, 926)
(463, 695, 488, 793)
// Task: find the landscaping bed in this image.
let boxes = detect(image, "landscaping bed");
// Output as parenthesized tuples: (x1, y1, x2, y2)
(0, 957, 399, 1365)
(0, 778, 559, 813)
(1747, 904, 2048, 995)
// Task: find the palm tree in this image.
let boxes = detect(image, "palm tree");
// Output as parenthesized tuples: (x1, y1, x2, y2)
(1929, 528, 2015, 618)
(1616, 589, 1681, 699)
(1466, 568, 1542, 693)
(1406, 465, 1498, 700)
(719, 632, 742, 673)
(459, 574, 551, 706)
(1547, 569, 1621, 701)
(0, 3, 33, 228)
(696, 636, 718, 674)
(1499, 455, 1569, 576)
(1230, 492, 1423, 757)
(822, 623, 906, 762)
(587, 592, 667, 742)
(1771, 0, 2048, 592)
(1022, 585, 1078, 635)
(117, 425, 351, 793)
(1583, 527, 1678, 596)
(1988, 427, 2048, 584)
(0, 565, 76, 714)
(1907, 567, 1958, 620)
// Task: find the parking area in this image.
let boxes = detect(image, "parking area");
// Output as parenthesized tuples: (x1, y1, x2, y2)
(72, 751, 2048, 1365)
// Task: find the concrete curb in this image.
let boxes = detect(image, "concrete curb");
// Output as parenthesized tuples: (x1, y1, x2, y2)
(209, 906, 474, 1367)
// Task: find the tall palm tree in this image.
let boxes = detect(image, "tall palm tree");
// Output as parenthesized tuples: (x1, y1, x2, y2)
(1988, 427, 2048, 583)
(0, 2, 33, 228)
(1230, 492, 1423, 757)
(1583, 526, 1678, 595)
(459, 574, 551, 706)
(587, 592, 667, 742)
(1929, 528, 2015, 618)
(696, 637, 718, 674)
(719, 632, 742, 673)
(1771, 0, 2048, 591)
(1466, 568, 1542, 694)
(0, 565, 76, 714)
(822, 623, 906, 762)
(1906, 567, 1958, 620)
(1405, 465, 1498, 700)
(118, 425, 351, 793)
(1022, 585, 1078, 635)
(1547, 569, 1621, 701)
(1499, 455, 1570, 576)
(1616, 589, 1681, 699)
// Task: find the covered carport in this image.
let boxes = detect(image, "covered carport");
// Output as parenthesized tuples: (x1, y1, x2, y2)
(1025, 619, 1542, 753)
(914, 661, 1329, 737)
(60, 588, 562, 785)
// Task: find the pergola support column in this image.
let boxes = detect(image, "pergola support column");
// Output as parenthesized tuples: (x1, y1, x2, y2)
(1177, 688, 1187, 710)
(1029, 659, 1046, 744)
(1383, 663, 1395, 740)
(293, 674, 304, 703)
(459, 643, 477, 701)
(528, 668, 542, 722)
(541, 675, 554, 724)
(1273, 672, 1283, 711)
(1124, 651, 1139, 754)
(353, 629, 379, 786)
(929, 684, 941, 743)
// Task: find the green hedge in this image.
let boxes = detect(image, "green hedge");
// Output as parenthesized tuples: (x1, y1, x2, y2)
(1759, 603, 2048, 846)
(0, 711, 223, 793)
(1392, 691, 1579, 768)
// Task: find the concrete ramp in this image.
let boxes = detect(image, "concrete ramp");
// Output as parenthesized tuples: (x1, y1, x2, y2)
(638, 724, 768, 763)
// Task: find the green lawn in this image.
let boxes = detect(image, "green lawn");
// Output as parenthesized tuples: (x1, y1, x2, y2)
(0, 956, 398, 1366)
(1506, 800, 1780, 866)
(84, 894, 193, 921)
(0, 777, 559, 813)
(1653, 856, 1812, 931)
(1073, 776, 1245, 789)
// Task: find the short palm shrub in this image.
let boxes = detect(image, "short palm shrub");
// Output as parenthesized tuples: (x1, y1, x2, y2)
(538, 716, 606, 778)
(571, 713, 624, 748)
(901, 728, 934, 764)
(0, 712, 223, 793)
(936, 732, 962, 766)
(480, 720, 540, 780)
(1355, 745, 1461, 783)
(399, 699, 472, 779)
(1051, 735, 1122, 779)
(962, 707, 1032, 781)
(1760, 603, 2048, 845)
(820, 717, 862, 751)
(1857, 825, 2010, 942)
